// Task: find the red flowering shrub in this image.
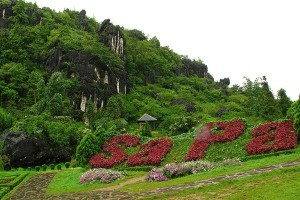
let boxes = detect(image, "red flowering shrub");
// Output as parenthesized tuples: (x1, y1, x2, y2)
(185, 120, 245, 161)
(246, 120, 298, 155)
(89, 134, 140, 168)
(127, 138, 173, 166)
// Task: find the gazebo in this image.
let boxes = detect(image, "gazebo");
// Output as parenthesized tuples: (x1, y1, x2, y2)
(137, 113, 157, 129)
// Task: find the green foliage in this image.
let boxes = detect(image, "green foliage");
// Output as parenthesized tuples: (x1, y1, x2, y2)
(65, 162, 70, 169)
(35, 166, 40, 171)
(76, 131, 100, 165)
(169, 116, 197, 136)
(277, 88, 292, 117)
(42, 164, 47, 171)
(0, 107, 14, 132)
(56, 164, 62, 170)
(50, 164, 55, 170)
(0, 141, 10, 170)
(290, 99, 300, 137)
(11, 114, 85, 149)
(242, 77, 280, 120)
(141, 122, 152, 137)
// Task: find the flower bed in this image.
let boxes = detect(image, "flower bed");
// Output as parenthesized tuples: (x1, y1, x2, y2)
(185, 120, 245, 161)
(246, 120, 298, 155)
(127, 138, 173, 166)
(89, 134, 140, 168)
(80, 168, 124, 184)
(146, 160, 215, 182)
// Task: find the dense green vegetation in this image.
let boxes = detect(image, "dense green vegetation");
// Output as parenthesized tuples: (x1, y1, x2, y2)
(0, 2, 299, 199)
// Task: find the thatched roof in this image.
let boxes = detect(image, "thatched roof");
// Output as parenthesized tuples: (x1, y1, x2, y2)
(137, 113, 157, 122)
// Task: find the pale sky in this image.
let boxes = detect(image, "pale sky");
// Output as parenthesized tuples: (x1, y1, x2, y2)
(26, 0, 300, 100)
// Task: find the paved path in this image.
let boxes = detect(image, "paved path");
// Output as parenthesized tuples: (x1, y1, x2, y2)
(9, 173, 56, 200)
(8, 160, 300, 200)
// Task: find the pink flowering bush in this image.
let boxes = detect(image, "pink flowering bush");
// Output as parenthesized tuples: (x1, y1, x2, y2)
(127, 137, 172, 166)
(185, 120, 245, 161)
(145, 168, 169, 182)
(90, 134, 140, 168)
(80, 168, 124, 184)
(246, 120, 298, 155)
(146, 160, 215, 182)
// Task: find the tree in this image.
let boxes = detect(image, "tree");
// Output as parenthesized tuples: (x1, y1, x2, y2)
(76, 131, 99, 165)
(0, 63, 28, 108)
(290, 98, 300, 138)
(277, 88, 292, 117)
(242, 77, 280, 120)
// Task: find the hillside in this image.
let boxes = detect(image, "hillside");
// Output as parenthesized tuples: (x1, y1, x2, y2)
(0, 0, 299, 169)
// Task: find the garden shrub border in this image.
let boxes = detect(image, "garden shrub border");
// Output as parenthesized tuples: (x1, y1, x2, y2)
(90, 119, 298, 168)
(0, 172, 29, 199)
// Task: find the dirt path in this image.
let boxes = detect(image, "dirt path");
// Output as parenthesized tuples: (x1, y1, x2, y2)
(7, 160, 300, 200)
(99, 175, 147, 191)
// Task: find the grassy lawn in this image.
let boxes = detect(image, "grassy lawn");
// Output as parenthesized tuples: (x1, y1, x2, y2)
(46, 168, 146, 195)
(117, 146, 300, 193)
(45, 146, 300, 196)
(142, 165, 300, 200)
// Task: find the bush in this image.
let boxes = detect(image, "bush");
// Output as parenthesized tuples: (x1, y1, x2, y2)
(50, 164, 55, 170)
(27, 167, 32, 171)
(290, 99, 300, 139)
(76, 131, 100, 165)
(42, 164, 47, 171)
(70, 160, 79, 168)
(65, 162, 70, 169)
(56, 164, 61, 170)
(169, 116, 197, 136)
(35, 166, 40, 171)
(80, 168, 124, 184)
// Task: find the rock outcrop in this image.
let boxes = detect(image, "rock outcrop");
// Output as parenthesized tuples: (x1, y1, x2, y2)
(0, 131, 70, 168)
(44, 19, 128, 112)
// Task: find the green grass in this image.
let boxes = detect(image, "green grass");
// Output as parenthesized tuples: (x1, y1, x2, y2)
(117, 145, 300, 193)
(142, 165, 300, 200)
(161, 132, 196, 165)
(46, 168, 146, 195)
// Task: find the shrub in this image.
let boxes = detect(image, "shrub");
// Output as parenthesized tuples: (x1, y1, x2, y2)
(42, 164, 47, 171)
(145, 168, 168, 182)
(90, 134, 140, 168)
(27, 167, 32, 171)
(185, 119, 245, 161)
(80, 168, 124, 184)
(76, 131, 100, 165)
(35, 166, 40, 171)
(65, 162, 70, 169)
(246, 120, 298, 155)
(146, 160, 227, 182)
(169, 116, 197, 136)
(127, 137, 172, 166)
(290, 99, 300, 139)
(50, 164, 55, 170)
(56, 164, 62, 170)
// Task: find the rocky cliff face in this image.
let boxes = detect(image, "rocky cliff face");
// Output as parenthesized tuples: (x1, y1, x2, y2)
(0, 1, 15, 28)
(45, 19, 127, 112)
